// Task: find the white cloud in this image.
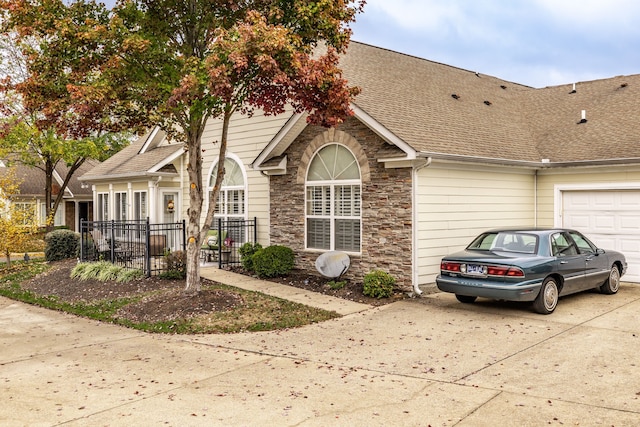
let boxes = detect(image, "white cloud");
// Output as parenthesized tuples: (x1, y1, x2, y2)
(533, 0, 640, 31)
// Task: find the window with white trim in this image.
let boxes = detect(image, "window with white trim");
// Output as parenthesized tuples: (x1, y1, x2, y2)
(209, 158, 246, 221)
(306, 144, 361, 252)
(133, 191, 147, 221)
(114, 192, 127, 221)
(14, 202, 36, 226)
(209, 157, 247, 243)
(97, 193, 109, 221)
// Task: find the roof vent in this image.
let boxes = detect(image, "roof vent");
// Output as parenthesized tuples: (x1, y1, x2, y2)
(475, 71, 480, 77)
(577, 110, 587, 124)
(620, 83, 628, 88)
(484, 100, 492, 106)
(500, 85, 507, 90)
(451, 93, 460, 99)
(569, 83, 576, 94)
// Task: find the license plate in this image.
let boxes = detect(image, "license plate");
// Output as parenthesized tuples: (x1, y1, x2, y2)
(466, 264, 485, 275)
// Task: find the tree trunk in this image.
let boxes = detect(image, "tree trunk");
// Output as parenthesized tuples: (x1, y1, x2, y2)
(183, 117, 206, 294)
(183, 107, 232, 294)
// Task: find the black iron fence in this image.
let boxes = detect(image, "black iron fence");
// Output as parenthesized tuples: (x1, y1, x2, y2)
(80, 219, 186, 276)
(201, 218, 258, 268)
(80, 217, 257, 275)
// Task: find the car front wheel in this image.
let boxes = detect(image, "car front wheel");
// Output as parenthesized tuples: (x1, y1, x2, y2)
(600, 265, 620, 295)
(533, 277, 559, 314)
(455, 294, 477, 303)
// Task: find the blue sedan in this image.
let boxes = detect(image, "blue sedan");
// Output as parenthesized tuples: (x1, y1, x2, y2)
(436, 229, 627, 314)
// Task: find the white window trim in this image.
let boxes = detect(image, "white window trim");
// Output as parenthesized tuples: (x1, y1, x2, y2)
(114, 191, 128, 221)
(133, 190, 148, 221)
(206, 152, 248, 221)
(97, 192, 109, 221)
(304, 144, 362, 254)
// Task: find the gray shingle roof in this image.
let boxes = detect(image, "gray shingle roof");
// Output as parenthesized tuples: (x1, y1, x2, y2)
(0, 158, 98, 198)
(80, 129, 182, 181)
(340, 42, 640, 164)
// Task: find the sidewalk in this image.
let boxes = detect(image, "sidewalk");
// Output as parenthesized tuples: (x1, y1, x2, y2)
(200, 266, 372, 316)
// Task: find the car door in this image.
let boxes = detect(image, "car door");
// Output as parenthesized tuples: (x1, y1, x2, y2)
(568, 231, 610, 288)
(551, 232, 586, 295)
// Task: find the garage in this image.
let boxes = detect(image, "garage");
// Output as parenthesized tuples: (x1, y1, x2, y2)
(562, 190, 640, 283)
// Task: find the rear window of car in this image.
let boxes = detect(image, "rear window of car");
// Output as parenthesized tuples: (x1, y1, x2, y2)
(467, 232, 538, 254)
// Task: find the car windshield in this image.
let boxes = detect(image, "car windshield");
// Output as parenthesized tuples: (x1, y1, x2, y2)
(467, 232, 538, 254)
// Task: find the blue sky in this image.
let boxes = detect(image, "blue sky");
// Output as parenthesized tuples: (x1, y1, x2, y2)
(350, 0, 640, 88)
(97, 0, 640, 88)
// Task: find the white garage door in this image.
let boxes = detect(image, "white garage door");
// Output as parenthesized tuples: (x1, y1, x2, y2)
(563, 190, 640, 283)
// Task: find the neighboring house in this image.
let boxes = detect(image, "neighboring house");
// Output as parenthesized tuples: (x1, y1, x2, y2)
(0, 159, 97, 231)
(81, 41, 640, 291)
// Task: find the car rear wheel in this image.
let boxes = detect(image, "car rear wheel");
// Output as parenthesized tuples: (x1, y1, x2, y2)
(600, 265, 620, 295)
(455, 294, 477, 303)
(533, 277, 558, 314)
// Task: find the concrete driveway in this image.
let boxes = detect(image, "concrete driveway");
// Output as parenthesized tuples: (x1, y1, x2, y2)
(2, 283, 640, 426)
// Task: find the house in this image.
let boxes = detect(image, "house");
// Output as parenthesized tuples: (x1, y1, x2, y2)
(0, 159, 97, 231)
(80, 41, 640, 291)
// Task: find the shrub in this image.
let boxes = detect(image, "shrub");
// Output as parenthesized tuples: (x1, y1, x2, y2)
(45, 229, 79, 261)
(363, 270, 396, 298)
(238, 242, 263, 272)
(97, 264, 123, 282)
(165, 250, 186, 278)
(327, 280, 347, 290)
(71, 261, 142, 283)
(252, 245, 295, 278)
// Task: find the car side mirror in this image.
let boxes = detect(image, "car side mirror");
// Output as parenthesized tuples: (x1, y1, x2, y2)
(596, 248, 605, 255)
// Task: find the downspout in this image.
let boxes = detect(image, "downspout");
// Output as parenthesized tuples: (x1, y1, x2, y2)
(534, 169, 538, 227)
(412, 156, 432, 296)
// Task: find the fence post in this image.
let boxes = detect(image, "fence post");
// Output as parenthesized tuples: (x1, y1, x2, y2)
(145, 217, 151, 277)
(182, 219, 186, 252)
(253, 216, 257, 244)
(217, 218, 222, 269)
(80, 219, 85, 261)
(110, 220, 115, 263)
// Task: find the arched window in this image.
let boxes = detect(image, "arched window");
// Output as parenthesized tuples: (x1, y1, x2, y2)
(306, 144, 361, 252)
(209, 157, 246, 221)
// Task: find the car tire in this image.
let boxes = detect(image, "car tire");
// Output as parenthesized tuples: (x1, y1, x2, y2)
(455, 294, 477, 304)
(533, 277, 558, 314)
(600, 265, 620, 295)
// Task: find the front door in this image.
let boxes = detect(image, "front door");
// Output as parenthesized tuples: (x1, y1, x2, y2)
(160, 191, 179, 251)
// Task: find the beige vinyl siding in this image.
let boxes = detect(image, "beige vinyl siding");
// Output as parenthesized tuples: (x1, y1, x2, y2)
(200, 110, 293, 244)
(536, 166, 640, 227)
(416, 162, 535, 284)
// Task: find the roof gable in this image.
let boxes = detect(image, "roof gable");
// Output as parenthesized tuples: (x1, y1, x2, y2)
(81, 128, 183, 181)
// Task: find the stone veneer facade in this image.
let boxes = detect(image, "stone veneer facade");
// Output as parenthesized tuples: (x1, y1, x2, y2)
(270, 117, 413, 291)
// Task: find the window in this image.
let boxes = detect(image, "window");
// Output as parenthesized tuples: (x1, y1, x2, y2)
(114, 192, 127, 221)
(569, 231, 597, 254)
(133, 191, 148, 221)
(97, 193, 109, 221)
(209, 157, 247, 243)
(209, 158, 246, 220)
(13, 202, 36, 226)
(306, 144, 361, 252)
(40, 203, 63, 226)
(551, 232, 578, 256)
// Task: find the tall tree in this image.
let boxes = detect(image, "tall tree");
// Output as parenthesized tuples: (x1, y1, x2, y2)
(2, 0, 364, 293)
(0, 5, 129, 230)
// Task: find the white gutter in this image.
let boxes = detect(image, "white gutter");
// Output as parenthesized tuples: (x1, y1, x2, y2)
(411, 156, 432, 296)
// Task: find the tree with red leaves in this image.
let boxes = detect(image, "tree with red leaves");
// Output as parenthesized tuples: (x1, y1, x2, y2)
(2, 0, 364, 293)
